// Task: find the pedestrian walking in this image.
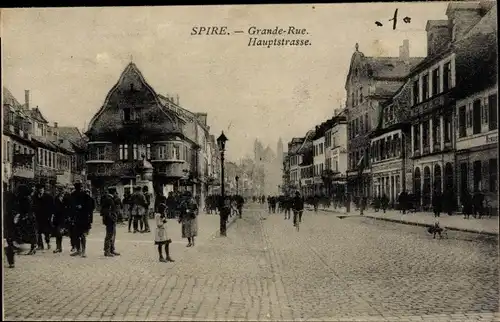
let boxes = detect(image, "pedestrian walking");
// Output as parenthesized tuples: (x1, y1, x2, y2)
(292, 191, 304, 227)
(155, 203, 175, 262)
(130, 186, 147, 233)
(52, 185, 68, 253)
(32, 184, 54, 250)
(4, 183, 17, 267)
(142, 186, 152, 231)
(433, 190, 442, 218)
(15, 184, 38, 255)
(100, 187, 120, 257)
(179, 191, 198, 247)
(68, 182, 94, 258)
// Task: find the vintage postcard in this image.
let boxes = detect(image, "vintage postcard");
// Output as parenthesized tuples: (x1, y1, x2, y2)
(1, 2, 498, 321)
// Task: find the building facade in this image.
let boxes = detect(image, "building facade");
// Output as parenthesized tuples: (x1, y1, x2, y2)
(408, 2, 496, 210)
(370, 79, 413, 206)
(344, 41, 423, 200)
(85, 62, 218, 206)
(3, 87, 79, 193)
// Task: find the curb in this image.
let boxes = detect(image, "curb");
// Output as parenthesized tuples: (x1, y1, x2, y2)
(364, 215, 499, 236)
(305, 207, 499, 236)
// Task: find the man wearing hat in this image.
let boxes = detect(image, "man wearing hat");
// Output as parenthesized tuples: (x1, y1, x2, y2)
(32, 183, 55, 250)
(68, 181, 94, 257)
(52, 184, 68, 253)
(100, 186, 120, 257)
(130, 186, 147, 233)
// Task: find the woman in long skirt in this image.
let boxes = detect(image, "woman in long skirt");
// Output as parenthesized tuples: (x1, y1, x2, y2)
(178, 191, 198, 247)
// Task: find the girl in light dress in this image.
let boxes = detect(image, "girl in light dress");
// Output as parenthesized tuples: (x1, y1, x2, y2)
(154, 203, 175, 263)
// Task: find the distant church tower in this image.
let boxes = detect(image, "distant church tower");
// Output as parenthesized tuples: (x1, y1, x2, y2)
(277, 138, 284, 165)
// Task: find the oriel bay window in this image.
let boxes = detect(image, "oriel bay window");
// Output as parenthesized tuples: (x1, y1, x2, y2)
(155, 142, 187, 161)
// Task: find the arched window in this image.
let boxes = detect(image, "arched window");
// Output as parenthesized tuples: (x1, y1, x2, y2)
(423, 166, 431, 208)
(434, 164, 442, 193)
(414, 167, 421, 205)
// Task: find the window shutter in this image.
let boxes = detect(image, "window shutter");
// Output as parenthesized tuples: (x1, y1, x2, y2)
(482, 99, 488, 124)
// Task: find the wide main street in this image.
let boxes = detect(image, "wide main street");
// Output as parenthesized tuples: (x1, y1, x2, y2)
(3, 204, 499, 321)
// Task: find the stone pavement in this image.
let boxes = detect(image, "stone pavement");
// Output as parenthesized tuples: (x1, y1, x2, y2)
(307, 206, 499, 235)
(3, 205, 498, 321)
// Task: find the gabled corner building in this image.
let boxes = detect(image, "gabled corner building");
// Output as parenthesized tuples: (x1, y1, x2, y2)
(85, 62, 217, 209)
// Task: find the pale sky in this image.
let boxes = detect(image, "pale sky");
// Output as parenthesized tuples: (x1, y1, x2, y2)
(2, 3, 449, 161)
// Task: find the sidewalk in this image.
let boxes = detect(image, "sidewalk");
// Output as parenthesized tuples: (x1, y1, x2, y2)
(306, 206, 499, 235)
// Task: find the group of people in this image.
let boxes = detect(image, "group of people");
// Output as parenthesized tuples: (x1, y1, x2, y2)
(204, 194, 245, 217)
(3, 181, 95, 268)
(2, 180, 204, 268)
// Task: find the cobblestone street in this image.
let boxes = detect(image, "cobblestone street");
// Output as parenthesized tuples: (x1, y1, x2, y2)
(3, 205, 499, 321)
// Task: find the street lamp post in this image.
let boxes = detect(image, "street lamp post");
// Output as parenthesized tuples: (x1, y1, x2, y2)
(217, 131, 228, 236)
(235, 175, 239, 195)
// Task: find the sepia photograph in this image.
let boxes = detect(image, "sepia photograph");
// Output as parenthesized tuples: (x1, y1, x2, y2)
(1, 2, 498, 321)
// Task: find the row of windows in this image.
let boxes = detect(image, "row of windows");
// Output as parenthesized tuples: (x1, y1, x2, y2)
(313, 142, 324, 157)
(300, 166, 312, 179)
(458, 93, 498, 138)
(313, 163, 324, 177)
(325, 157, 339, 172)
(412, 61, 452, 105)
(351, 86, 364, 108)
(2, 140, 35, 168)
(413, 115, 452, 154)
(348, 148, 369, 170)
(290, 155, 301, 167)
(37, 148, 70, 170)
(459, 159, 498, 193)
(348, 113, 370, 139)
(90, 143, 193, 163)
(371, 134, 402, 162)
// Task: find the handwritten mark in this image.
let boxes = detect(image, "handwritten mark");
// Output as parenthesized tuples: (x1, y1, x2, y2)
(375, 8, 411, 30)
(388, 8, 398, 30)
(234, 31, 244, 34)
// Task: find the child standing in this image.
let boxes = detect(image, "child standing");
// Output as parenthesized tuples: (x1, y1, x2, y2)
(155, 203, 175, 262)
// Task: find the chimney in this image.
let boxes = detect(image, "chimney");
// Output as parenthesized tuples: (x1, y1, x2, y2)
(399, 39, 410, 62)
(446, 3, 482, 42)
(425, 20, 451, 56)
(24, 90, 30, 110)
(176, 94, 180, 105)
(54, 122, 58, 128)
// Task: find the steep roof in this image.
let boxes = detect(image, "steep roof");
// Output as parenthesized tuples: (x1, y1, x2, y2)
(57, 126, 87, 149)
(3, 87, 22, 108)
(29, 107, 49, 123)
(365, 57, 424, 79)
(88, 62, 181, 132)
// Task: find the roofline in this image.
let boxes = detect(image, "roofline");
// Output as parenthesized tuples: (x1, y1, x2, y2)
(87, 62, 180, 132)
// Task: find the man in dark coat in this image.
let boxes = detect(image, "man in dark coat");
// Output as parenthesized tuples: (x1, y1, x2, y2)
(165, 191, 176, 219)
(32, 183, 54, 250)
(100, 187, 120, 257)
(432, 190, 443, 217)
(68, 182, 94, 257)
(52, 185, 68, 253)
(130, 186, 147, 233)
(292, 191, 304, 226)
(3, 183, 16, 267)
